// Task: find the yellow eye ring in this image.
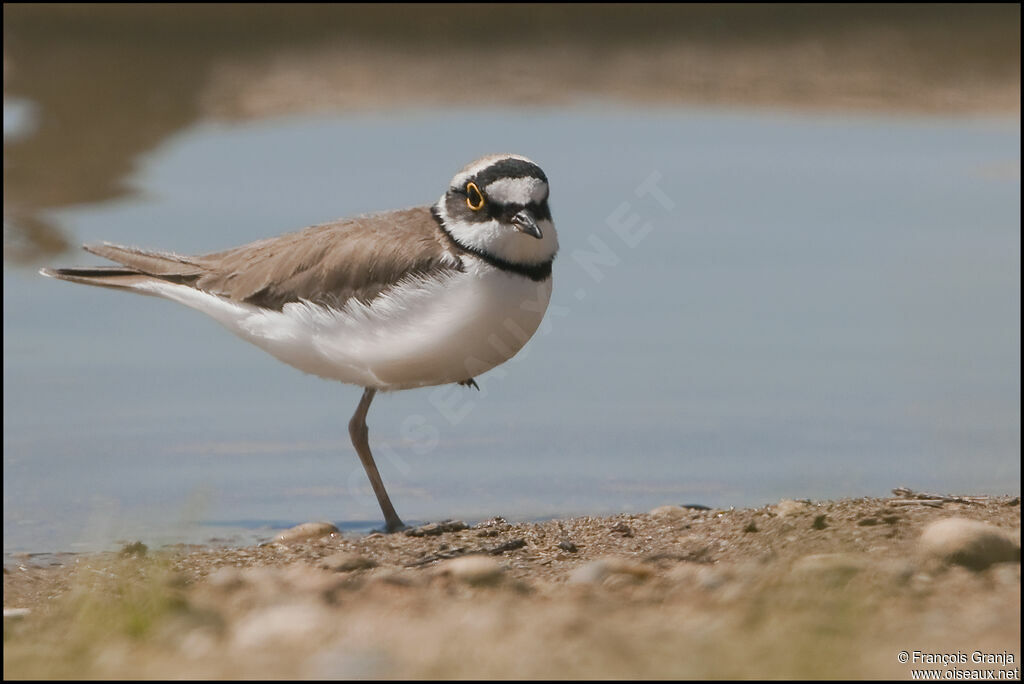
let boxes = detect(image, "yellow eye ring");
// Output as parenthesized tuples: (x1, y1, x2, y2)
(465, 182, 485, 211)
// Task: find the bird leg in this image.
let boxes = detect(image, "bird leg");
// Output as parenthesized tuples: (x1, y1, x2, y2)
(348, 388, 406, 533)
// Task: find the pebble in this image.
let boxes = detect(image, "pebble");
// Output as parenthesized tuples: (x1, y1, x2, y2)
(649, 505, 689, 520)
(569, 557, 652, 585)
(918, 518, 1020, 571)
(274, 522, 340, 544)
(774, 499, 810, 517)
(3, 608, 31, 619)
(439, 555, 504, 586)
(610, 522, 634, 537)
(320, 552, 377, 572)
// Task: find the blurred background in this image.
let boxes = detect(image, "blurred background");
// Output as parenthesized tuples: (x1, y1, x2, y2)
(4, 4, 1020, 555)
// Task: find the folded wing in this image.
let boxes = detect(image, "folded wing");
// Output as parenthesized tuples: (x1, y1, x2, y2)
(41, 207, 460, 311)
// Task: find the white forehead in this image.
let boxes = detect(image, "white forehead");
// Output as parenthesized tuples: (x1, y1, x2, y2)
(483, 176, 548, 205)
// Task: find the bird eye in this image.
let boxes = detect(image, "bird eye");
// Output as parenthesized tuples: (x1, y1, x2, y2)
(465, 182, 485, 211)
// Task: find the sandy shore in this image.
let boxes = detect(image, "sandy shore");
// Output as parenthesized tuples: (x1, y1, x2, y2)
(4, 492, 1019, 679)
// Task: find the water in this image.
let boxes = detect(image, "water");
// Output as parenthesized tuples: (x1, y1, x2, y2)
(4, 106, 1020, 554)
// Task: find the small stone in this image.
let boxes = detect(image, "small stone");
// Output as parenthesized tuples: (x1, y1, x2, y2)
(440, 555, 504, 586)
(649, 505, 688, 520)
(320, 552, 377, 572)
(919, 518, 1020, 571)
(558, 540, 578, 553)
(610, 522, 634, 537)
(3, 608, 31, 619)
(858, 517, 880, 526)
(474, 516, 508, 528)
(812, 514, 828, 530)
(743, 521, 758, 533)
(275, 522, 340, 544)
(774, 500, 809, 517)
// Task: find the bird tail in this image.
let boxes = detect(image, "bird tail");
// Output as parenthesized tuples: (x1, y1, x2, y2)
(39, 265, 164, 292)
(39, 242, 207, 292)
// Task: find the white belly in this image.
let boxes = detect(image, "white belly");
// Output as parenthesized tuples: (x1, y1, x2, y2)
(138, 257, 553, 390)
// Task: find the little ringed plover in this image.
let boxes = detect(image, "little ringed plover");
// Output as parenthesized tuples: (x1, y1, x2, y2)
(41, 153, 559, 533)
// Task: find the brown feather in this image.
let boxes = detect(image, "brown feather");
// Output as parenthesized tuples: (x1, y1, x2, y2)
(66, 207, 462, 311)
(39, 267, 174, 295)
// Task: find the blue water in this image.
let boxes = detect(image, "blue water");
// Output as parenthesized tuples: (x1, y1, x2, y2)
(4, 106, 1020, 553)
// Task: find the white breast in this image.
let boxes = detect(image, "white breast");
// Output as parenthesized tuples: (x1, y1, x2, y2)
(135, 257, 553, 391)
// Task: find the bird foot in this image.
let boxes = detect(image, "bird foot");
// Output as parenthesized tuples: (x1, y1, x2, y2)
(380, 519, 408, 534)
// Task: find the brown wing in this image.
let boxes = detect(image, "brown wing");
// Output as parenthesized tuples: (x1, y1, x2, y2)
(68, 207, 460, 311)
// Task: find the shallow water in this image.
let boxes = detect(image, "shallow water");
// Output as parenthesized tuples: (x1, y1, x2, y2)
(3, 105, 1020, 554)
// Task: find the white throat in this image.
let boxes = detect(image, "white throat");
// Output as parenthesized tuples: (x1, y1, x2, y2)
(435, 197, 559, 267)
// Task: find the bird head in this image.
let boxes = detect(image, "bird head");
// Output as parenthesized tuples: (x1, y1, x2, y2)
(434, 154, 558, 267)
